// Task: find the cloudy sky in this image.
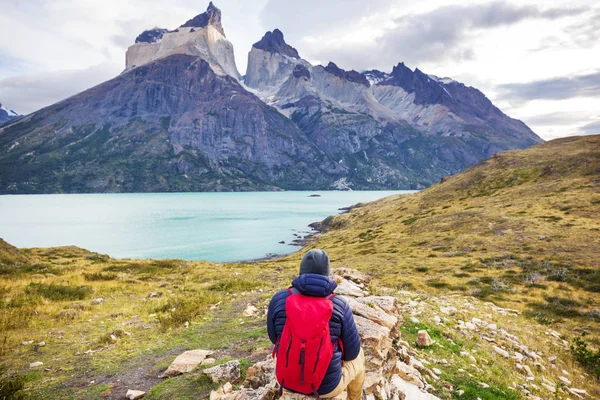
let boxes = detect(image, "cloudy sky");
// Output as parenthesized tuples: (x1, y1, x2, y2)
(0, 0, 598, 140)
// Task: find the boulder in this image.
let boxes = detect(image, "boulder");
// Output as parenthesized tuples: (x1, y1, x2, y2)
(354, 315, 392, 367)
(390, 375, 441, 400)
(244, 358, 275, 389)
(356, 296, 399, 314)
(126, 389, 146, 399)
(333, 276, 368, 297)
(331, 268, 371, 284)
(417, 330, 433, 347)
(348, 298, 398, 329)
(204, 360, 241, 383)
(29, 362, 43, 368)
(159, 349, 213, 378)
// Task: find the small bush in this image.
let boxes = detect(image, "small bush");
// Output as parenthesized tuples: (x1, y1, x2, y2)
(571, 333, 600, 378)
(83, 272, 117, 281)
(154, 291, 219, 330)
(208, 279, 262, 292)
(26, 282, 92, 301)
(0, 364, 25, 400)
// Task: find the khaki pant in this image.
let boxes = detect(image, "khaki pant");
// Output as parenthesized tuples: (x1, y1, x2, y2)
(322, 348, 365, 400)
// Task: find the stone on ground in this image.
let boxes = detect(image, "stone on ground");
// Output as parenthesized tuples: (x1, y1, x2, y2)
(203, 360, 241, 383)
(243, 305, 258, 317)
(417, 330, 433, 347)
(29, 361, 43, 368)
(159, 349, 213, 378)
(126, 389, 146, 399)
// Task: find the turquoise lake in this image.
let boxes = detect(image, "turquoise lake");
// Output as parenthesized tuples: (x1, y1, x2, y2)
(0, 191, 412, 262)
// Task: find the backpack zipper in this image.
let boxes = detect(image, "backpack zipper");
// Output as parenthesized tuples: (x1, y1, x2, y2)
(299, 340, 306, 385)
(285, 334, 292, 367)
(313, 336, 324, 373)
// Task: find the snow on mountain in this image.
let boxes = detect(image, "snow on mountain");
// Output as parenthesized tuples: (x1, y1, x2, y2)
(0, 103, 20, 125)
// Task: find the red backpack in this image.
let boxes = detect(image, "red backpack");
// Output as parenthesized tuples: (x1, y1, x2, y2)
(274, 289, 336, 396)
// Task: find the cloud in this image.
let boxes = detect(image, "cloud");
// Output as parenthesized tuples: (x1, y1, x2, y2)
(496, 71, 600, 102)
(0, 63, 122, 114)
(301, 1, 588, 71)
(580, 120, 600, 135)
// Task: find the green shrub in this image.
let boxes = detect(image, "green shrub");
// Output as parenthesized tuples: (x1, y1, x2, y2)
(83, 272, 117, 281)
(208, 279, 262, 292)
(571, 333, 600, 378)
(26, 282, 92, 301)
(154, 291, 219, 330)
(0, 364, 25, 400)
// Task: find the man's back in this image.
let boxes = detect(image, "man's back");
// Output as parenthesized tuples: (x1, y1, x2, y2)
(267, 250, 363, 399)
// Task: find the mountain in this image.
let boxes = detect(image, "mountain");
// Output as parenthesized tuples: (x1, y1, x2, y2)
(0, 3, 542, 194)
(244, 31, 542, 189)
(0, 103, 20, 125)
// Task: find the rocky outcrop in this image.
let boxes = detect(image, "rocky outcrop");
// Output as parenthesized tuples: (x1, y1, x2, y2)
(209, 269, 442, 400)
(181, 1, 225, 36)
(125, 2, 240, 79)
(253, 29, 299, 59)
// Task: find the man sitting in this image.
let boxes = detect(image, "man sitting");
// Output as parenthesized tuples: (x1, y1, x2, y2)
(267, 249, 365, 399)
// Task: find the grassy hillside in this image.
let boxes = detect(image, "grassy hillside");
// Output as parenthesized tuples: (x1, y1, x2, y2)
(1, 135, 599, 399)
(313, 135, 600, 334)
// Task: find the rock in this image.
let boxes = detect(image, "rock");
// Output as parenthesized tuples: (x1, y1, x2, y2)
(410, 317, 420, 324)
(487, 323, 497, 331)
(244, 358, 275, 389)
(465, 322, 476, 330)
(148, 292, 162, 298)
(390, 374, 441, 400)
(243, 305, 258, 317)
(558, 376, 571, 385)
(160, 349, 213, 377)
(22, 340, 33, 345)
(355, 296, 398, 314)
(417, 330, 433, 347)
(354, 315, 392, 367)
(493, 346, 509, 358)
(126, 389, 146, 399)
(202, 358, 216, 366)
(548, 355, 557, 363)
(223, 382, 233, 393)
(394, 361, 424, 388)
(37, 341, 46, 347)
(333, 276, 368, 297)
(331, 268, 371, 284)
(29, 362, 43, 368)
(90, 298, 104, 305)
(348, 298, 398, 329)
(204, 360, 241, 383)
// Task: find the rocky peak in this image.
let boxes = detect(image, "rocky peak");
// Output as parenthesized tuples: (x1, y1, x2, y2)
(324, 62, 370, 87)
(292, 64, 310, 79)
(383, 62, 452, 106)
(135, 28, 168, 44)
(0, 102, 20, 125)
(253, 29, 300, 59)
(181, 1, 225, 36)
(363, 69, 389, 85)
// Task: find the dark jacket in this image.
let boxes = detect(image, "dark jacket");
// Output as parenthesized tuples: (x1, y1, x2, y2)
(267, 273, 361, 395)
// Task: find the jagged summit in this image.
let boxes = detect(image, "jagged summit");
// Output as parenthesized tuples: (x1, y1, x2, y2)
(323, 62, 370, 87)
(125, 2, 240, 79)
(253, 29, 300, 59)
(135, 28, 168, 44)
(0, 103, 20, 125)
(181, 1, 225, 37)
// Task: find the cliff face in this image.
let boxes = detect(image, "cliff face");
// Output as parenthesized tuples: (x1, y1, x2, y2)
(125, 3, 240, 79)
(0, 55, 344, 193)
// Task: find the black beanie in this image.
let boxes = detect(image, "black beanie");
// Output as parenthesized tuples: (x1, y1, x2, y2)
(299, 249, 330, 276)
